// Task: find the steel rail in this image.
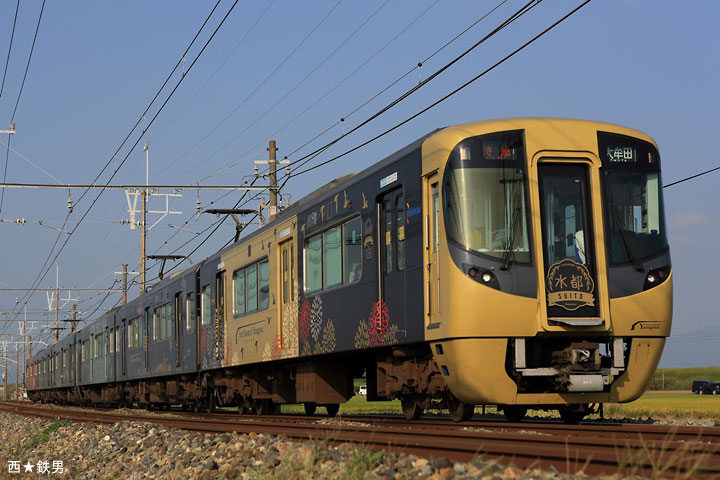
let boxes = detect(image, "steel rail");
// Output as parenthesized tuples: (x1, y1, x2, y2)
(2, 402, 719, 477)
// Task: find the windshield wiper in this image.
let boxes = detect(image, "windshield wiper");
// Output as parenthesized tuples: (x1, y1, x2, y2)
(501, 204, 521, 271)
(611, 205, 644, 271)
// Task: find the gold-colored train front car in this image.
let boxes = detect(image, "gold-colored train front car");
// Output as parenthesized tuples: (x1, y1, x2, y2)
(422, 118, 671, 419)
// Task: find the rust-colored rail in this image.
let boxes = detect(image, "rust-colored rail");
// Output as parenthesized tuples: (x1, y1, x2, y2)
(2, 401, 719, 478)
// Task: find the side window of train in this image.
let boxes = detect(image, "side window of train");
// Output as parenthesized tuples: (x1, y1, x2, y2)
(432, 183, 439, 252)
(233, 259, 270, 316)
(290, 245, 295, 301)
(115, 328, 121, 352)
(186, 292, 194, 331)
(304, 216, 362, 292)
(201, 285, 211, 325)
(384, 198, 393, 274)
(396, 194, 405, 271)
(154, 304, 172, 341)
(344, 217, 362, 283)
(259, 259, 269, 310)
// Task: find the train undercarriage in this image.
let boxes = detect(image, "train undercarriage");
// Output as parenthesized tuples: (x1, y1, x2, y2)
(30, 336, 625, 424)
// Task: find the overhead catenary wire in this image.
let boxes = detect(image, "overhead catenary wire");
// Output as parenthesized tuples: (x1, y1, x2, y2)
(128, 0, 541, 284)
(151, 0, 278, 150)
(5, 0, 229, 308)
(6, 0, 240, 325)
(663, 166, 720, 188)
(287, 0, 592, 179)
(284, 0, 541, 175)
(287, 0, 509, 160)
(168, 0, 345, 170)
(0, 0, 21, 100)
(1, 0, 47, 215)
(188, 0, 394, 171)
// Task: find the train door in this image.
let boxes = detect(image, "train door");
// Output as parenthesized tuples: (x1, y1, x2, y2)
(121, 319, 127, 376)
(424, 174, 440, 325)
(175, 292, 182, 367)
(378, 188, 406, 334)
(537, 163, 601, 323)
(144, 308, 150, 372)
(279, 238, 295, 349)
(104, 327, 109, 379)
(215, 272, 225, 360)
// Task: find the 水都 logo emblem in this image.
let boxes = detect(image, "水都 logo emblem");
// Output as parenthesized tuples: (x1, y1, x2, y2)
(546, 259, 595, 311)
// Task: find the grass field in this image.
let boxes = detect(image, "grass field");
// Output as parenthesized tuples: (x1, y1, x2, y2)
(280, 391, 720, 423)
(279, 367, 720, 423)
(649, 367, 720, 391)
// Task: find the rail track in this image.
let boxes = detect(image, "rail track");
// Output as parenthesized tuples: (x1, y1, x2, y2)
(2, 401, 719, 478)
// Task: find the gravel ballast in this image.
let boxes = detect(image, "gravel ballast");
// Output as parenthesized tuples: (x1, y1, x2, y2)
(0, 409, 675, 479)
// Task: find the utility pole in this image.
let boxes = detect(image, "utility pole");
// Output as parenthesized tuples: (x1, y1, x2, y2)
(2, 345, 6, 401)
(15, 349, 18, 399)
(268, 140, 278, 222)
(21, 313, 25, 397)
(54, 264, 60, 343)
(71, 304, 77, 332)
(140, 142, 148, 294)
(122, 264, 128, 304)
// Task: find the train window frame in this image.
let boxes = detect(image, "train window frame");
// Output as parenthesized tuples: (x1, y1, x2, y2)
(597, 131, 668, 265)
(153, 303, 171, 342)
(258, 259, 269, 310)
(246, 263, 258, 312)
(442, 129, 533, 266)
(290, 245, 295, 301)
(324, 226, 343, 288)
(396, 194, 406, 271)
(186, 292, 194, 331)
(201, 285, 211, 325)
(232, 257, 270, 318)
(343, 216, 362, 284)
(233, 268, 246, 316)
(128, 316, 142, 349)
(304, 214, 363, 293)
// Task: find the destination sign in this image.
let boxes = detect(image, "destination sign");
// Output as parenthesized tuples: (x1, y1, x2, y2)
(605, 145, 637, 163)
(482, 140, 519, 161)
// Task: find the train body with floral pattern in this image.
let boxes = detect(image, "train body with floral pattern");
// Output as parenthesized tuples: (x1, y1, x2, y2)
(27, 118, 672, 422)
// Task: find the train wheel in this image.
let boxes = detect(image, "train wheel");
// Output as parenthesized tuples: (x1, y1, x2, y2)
(304, 402, 317, 415)
(447, 397, 474, 422)
(502, 406, 527, 422)
(558, 405, 587, 424)
(237, 401, 251, 415)
(204, 391, 216, 414)
(400, 395, 424, 421)
(256, 399, 277, 415)
(325, 404, 340, 417)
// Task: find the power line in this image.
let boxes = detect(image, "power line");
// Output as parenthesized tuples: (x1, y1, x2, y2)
(286, 0, 542, 175)
(190, 0, 393, 171)
(287, 0, 593, 180)
(9, 0, 46, 121)
(151, 1, 278, 149)
(6, 0, 240, 325)
(0, 182, 270, 191)
(0, 0, 21, 100)
(143, 1, 538, 281)
(663, 166, 720, 188)
(168, 0, 344, 170)
(1, 0, 47, 216)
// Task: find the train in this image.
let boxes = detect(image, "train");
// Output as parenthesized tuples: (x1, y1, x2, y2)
(26, 118, 672, 423)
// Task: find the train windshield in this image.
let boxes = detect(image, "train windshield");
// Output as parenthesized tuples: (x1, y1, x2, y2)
(598, 132, 668, 264)
(443, 130, 530, 264)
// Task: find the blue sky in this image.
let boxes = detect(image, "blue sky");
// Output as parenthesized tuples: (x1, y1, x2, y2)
(0, 0, 718, 375)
